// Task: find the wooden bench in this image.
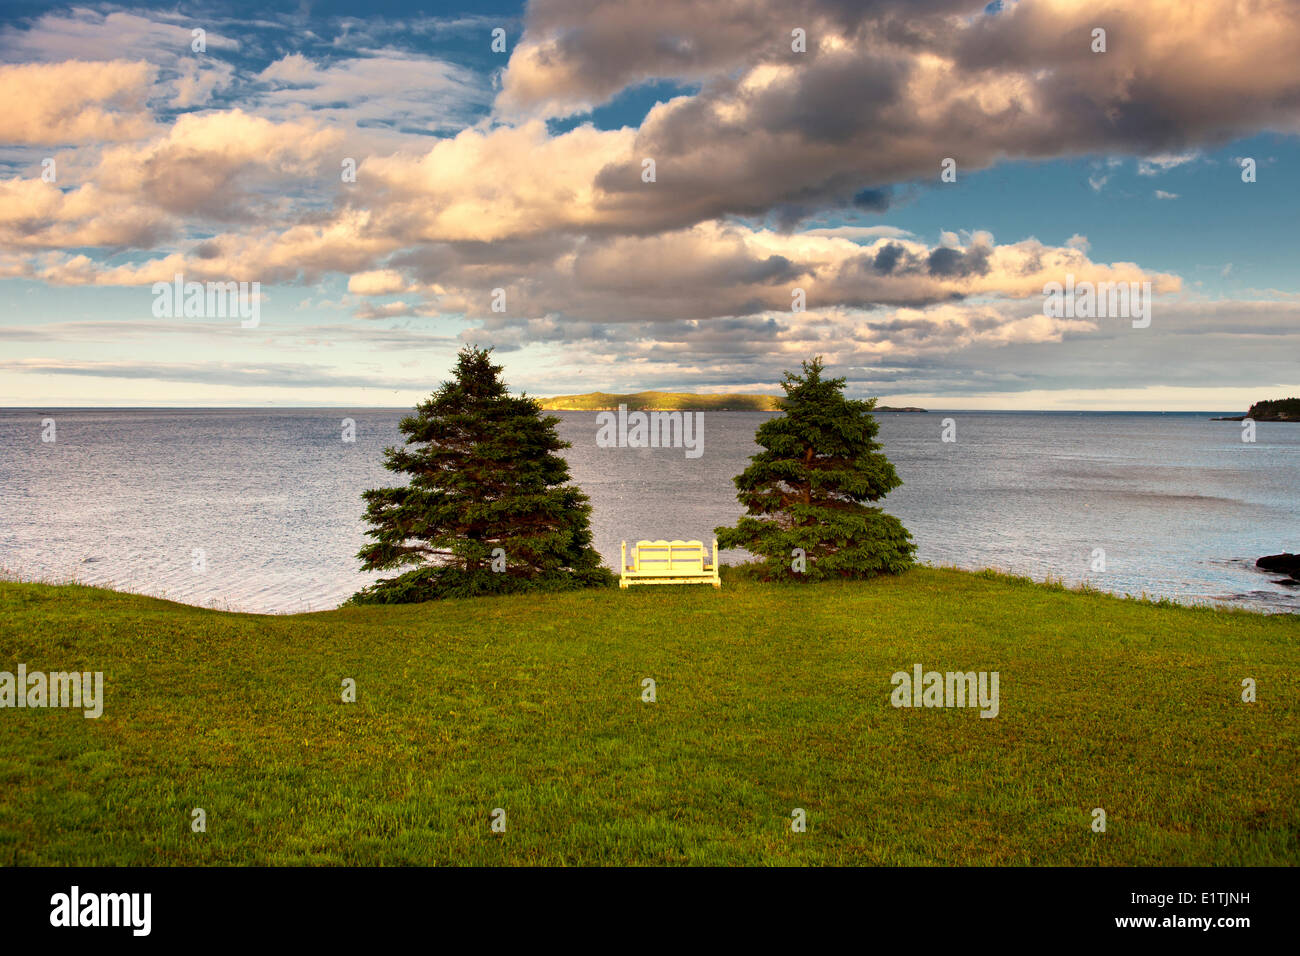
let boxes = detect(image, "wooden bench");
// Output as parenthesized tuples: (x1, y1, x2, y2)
(620, 539, 721, 588)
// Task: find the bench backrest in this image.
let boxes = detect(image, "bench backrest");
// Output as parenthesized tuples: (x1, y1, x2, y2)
(635, 539, 705, 573)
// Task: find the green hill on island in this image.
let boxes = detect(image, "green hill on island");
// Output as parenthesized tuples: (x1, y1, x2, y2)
(539, 391, 927, 412)
(538, 391, 781, 411)
(1247, 398, 1300, 421)
(1213, 398, 1300, 422)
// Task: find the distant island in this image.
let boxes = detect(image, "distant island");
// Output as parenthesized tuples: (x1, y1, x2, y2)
(539, 391, 779, 411)
(1211, 397, 1300, 422)
(538, 391, 927, 412)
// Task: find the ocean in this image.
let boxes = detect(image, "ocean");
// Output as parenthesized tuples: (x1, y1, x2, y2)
(1, 408, 1296, 614)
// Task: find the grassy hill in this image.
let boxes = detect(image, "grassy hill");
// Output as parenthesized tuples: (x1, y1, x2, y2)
(1, 568, 1296, 865)
(538, 391, 781, 411)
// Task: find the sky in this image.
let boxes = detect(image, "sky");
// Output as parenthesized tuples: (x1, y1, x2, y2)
(1, 0, 1298, 409)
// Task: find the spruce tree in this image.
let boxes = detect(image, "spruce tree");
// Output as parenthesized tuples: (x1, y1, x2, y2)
(351, 346, 614, 603)
(715, 356, 915, 581)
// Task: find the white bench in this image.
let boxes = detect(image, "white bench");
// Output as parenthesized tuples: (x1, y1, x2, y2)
(620, 539, 721, 588)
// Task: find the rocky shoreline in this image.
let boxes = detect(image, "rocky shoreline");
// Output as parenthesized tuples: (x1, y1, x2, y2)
(1257, 553, 1300, 586)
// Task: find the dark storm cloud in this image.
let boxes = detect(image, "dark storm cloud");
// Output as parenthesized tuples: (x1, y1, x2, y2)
(927, 244, 991, 278)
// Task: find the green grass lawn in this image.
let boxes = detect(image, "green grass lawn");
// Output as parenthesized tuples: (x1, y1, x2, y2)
(1, 567, 1296, 866)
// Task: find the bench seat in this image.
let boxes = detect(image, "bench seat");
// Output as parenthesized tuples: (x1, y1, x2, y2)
(620, 539, 721, 588)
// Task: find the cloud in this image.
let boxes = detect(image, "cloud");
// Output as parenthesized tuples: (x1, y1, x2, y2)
(0, 8, 237, 63)
(66, 220, 1175, 332)
(358, 120, 636, 242)
(449, 225, 1177, 323)
(93, 109, 344, 219)
(0, 177, 171, 249)
(1138, 151, 1200, 175)
(20, 206, 397, 286)
(495, 0, 974, 118)
(348, 269, 410, 295)
(467, 297, 1300, 400)
(1, 0, 1297, 405)
(255, 50, 490, 135)
(0, 8, 246, 119)
(0, 60, 156, 144)
(8, 2, 1300, 265)
(484, 0, 1300, 236)
(0, 357, 432, 390)
(353, 300, 420, 320)
(798, 225, 914, 241)
(0, 109, 346, 252)
(171, 56, 236, 109)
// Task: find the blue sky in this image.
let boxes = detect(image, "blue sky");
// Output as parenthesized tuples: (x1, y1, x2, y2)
(2, 0, 1298, 408)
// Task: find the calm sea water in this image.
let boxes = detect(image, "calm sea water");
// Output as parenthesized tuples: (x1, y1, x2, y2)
(1, 408, 1297, 614)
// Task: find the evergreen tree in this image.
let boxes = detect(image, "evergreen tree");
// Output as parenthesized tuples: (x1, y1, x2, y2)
(351, 346, 614, 603)
(715, 356, 914, 581)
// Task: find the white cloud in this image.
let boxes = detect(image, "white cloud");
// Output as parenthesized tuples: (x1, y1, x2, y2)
(0, 60, 156, 144)
(1138, 151, 1200, 175)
